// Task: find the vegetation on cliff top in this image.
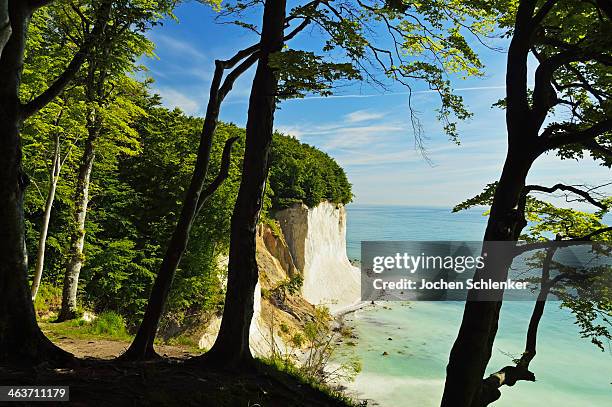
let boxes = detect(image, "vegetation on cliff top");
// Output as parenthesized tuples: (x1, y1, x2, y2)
(270, 135, 352, 209)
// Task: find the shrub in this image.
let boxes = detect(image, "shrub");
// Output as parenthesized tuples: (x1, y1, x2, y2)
(88, 311, 129, 338)
(33, 284, 62, 319)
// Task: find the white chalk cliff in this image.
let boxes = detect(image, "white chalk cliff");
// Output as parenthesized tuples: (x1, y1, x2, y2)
(276, 201, 361, 314)
(199, 200, 361, 353)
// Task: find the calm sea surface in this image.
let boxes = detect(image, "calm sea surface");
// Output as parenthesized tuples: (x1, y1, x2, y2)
(343, 204, 611, 407)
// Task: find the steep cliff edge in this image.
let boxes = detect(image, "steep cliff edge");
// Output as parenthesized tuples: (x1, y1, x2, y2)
(199, 201, 360, 353)
(276, 202, 361, 313)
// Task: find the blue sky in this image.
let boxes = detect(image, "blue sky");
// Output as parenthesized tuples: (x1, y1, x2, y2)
(142, 2, 610, 208)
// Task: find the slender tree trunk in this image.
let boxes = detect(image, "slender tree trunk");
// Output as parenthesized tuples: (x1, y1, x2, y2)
(121, 113, 218, 360)
(441, 151, 535, 407)
(31, 131, 62, 300)
(473, 246, 557, 406)
(200, 0, 286, 368)
(58, 119, 97, 321)
(441, 2, 540, 404)
(0, 0, 72, 364)
(122, 42, 257, 363)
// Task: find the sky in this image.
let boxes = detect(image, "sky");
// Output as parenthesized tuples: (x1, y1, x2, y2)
(142, 2, 610, 209)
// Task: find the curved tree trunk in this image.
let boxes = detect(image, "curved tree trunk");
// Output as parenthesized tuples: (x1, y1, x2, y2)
(31, 127, 63, 300)
(120, 52, 254, 362)
(0, 0, 72, 365)
(441, 151, 535, 407)
(441, 2, 541, 405)
(199, 0, 286, 368)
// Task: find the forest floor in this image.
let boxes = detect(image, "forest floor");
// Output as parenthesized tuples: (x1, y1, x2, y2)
(0, 359, 355, 407)
(0, 325, 357, 407)
(40, 323, 198, 359)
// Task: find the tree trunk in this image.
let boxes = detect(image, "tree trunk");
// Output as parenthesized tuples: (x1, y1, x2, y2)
(441, 2, 540, 404)
(58, 119, 97, 321)
(120, 53, 251, 362)
(441, 149, 535, 407)
(30, 131, 62, 300)
(200, 0, 286, 368)
(0, 0, 72, 365)
(0, 0, 10, 58)
(121, 115, 218, 360)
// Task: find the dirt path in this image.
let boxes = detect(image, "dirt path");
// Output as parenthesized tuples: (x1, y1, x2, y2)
(47, 336, 197, 360)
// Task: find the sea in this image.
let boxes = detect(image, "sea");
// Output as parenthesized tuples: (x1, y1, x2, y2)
(343, 204, 612, 407)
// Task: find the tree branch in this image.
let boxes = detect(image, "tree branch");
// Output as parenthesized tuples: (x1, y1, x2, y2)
(284, 17, 311, 42)
(477, 243, 559, 406)
(513, 228, 612, 257)
(583, 139, 612, 159)
(532, 0, 559, 27)
(531, 48, 611, 126)
(196, 136, 240, 214)
(579, 226, 612, 241)
(20, 0, 112, 119)
(218, 52, 260, 101)
(538, 118, 612, 152)
(524, 183, 608, 210)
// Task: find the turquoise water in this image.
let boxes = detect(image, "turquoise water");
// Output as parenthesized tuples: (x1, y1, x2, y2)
(344, 204, 611, 407)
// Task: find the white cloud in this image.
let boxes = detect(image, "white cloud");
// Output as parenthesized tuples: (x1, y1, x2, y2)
(151, 33, 207, 61)
(154, 86, 201, 116)
(344, 109, 387, 123)
(290, 85, 507, 101)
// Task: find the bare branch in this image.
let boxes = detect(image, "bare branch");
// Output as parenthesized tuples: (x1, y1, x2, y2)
(196, 136, 240, 214)
(218, 52, 260, 100)
(284, 17, 311, 42)
(524, 183, 608, 210)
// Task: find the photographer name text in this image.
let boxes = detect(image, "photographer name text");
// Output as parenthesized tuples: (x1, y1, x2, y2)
(372, 278, 528, 291)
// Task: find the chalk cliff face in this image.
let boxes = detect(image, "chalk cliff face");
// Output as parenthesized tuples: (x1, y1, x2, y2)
(199, 201, 360, 353)
(276, 201, 361, 313)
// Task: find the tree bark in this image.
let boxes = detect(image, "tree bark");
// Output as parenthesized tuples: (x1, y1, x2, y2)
(441, 151, 536, 407)
(31, 128, 62, 300)
(57, 117, 97, 321)
(120, 52, 254, 361)
(0, 0, 72, 365)
(475, 246, 557, 406)
(441, 2, 540, 404)
(199, 0, 286, 368)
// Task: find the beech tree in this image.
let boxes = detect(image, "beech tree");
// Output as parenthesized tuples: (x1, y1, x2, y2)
(198, 0, 288, 367)
(185, 0, 501, 368)
(0, 0, 112, 364)
(120, 0, 316, 360)
(442, 1, 612, 406)
(124, 0, 497, 362)
(453, 184, 611, 405)
(56, 0, 173, 321)
(20, 7, 90, 301)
